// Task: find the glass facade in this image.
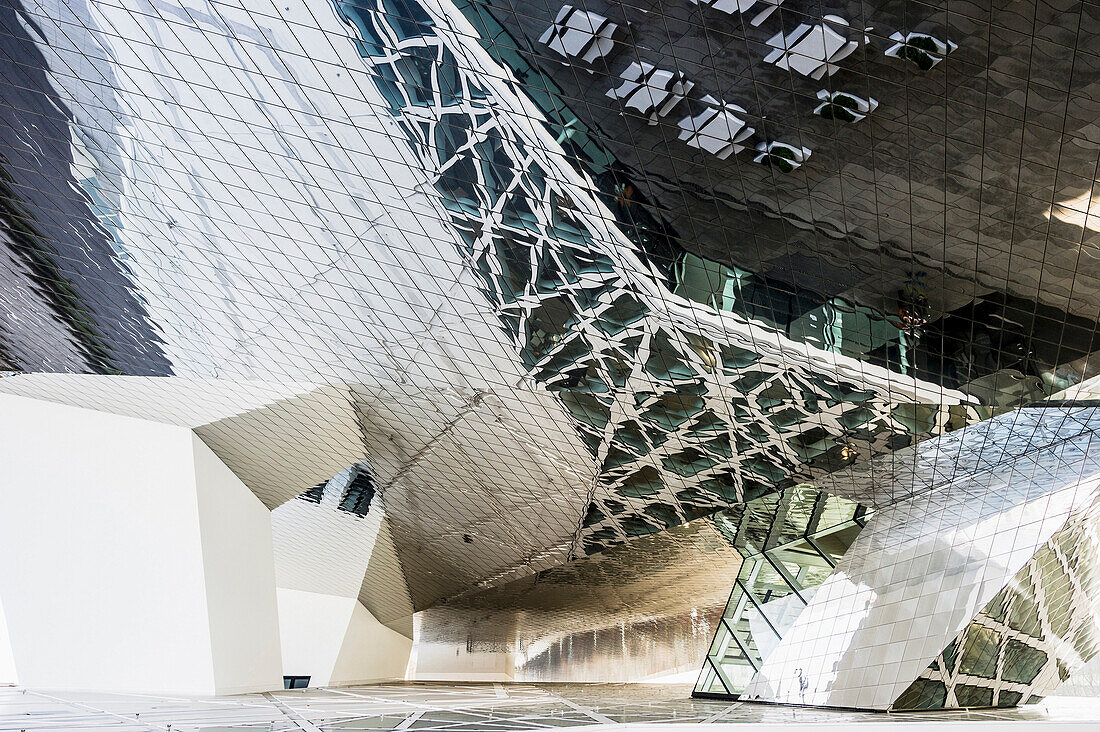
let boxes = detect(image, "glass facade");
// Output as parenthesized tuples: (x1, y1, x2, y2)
(695, 485, 868, 696)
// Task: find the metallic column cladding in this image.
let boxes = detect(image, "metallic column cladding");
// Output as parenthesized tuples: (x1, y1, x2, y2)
(700, 406, 1100, 709)
(896, 493, 1100, 709)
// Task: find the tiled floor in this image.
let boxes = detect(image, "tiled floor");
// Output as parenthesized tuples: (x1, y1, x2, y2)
(1, 682, 1098, 731)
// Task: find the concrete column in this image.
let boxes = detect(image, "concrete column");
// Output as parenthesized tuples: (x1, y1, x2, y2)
(277, 588, 411, 686)
(0, 393, 283, 694)
(0, 596, 16, 685)
(271, 475, 413, 686)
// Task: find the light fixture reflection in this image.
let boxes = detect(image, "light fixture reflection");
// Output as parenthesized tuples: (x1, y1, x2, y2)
(1048, 187, 1100, 232)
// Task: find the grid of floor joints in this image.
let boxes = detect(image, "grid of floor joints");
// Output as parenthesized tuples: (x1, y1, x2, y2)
(1, 683, 1098, 731)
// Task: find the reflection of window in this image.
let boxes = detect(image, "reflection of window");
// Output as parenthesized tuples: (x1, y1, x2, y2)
(753, 141, 811, 172)
(893, 679, 946, 709)
(959, 626, 1001, 679)
(1001, 639, 1047, 686)
(383, 0, 435, 41)
(295, 465, 377, 517)
(763, 17, 859, 79)
(913, 292, 1100, 402)
(339, 467, 377, 517)
(300, 482, 326, 504)
(813, 91, 877, 122)
(538, 5, 618, 65)
(616, 466, 663, 498)
(884, 32, 957, 70)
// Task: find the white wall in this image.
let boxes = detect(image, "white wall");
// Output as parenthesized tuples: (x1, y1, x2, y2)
(0, 393, 282, 694)
(193, 435, 283, 694)
(277, 588, 410, 686)
(0, 597, 17, 685)
(278, 588, 356, 685)
(272, 473, 380, 597)
(331, 600, 412, 684)
(411, 644, 516, 682)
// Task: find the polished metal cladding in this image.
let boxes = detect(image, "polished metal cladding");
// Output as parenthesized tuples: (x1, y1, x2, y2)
(416, 518, 742, 682)
(697, 406, 1100, 709)
(896, 494, 1100, 709)
(326, 0, 971, 567)
(2, 0, 1100, 708)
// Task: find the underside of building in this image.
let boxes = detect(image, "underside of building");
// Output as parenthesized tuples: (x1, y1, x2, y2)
(2, 0, 1100, 716)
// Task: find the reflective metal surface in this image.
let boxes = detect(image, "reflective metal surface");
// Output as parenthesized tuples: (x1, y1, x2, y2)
(708, 405, 1100, 709)
(896, 481, 1100, 709)
(2, 0, 1100, 708)
(326, 0, 971, 568)
(464, 0, 1100, 335)
(0, 0, 975, 612)
(416, 517, 742, 682)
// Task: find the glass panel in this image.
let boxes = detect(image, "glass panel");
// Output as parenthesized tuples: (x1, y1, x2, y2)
(959, 626, 1001, 679)
(694, 659, 724, 694)
(696, 485, 870, 698)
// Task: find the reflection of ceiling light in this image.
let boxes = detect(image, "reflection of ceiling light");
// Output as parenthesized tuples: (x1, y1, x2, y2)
(753, 141, 812, 172)
(1048, 188, 1100, 232)
(884, 32, 957, 70)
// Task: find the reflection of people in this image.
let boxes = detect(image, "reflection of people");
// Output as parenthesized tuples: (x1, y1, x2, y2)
(795, 667, 809, 704)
